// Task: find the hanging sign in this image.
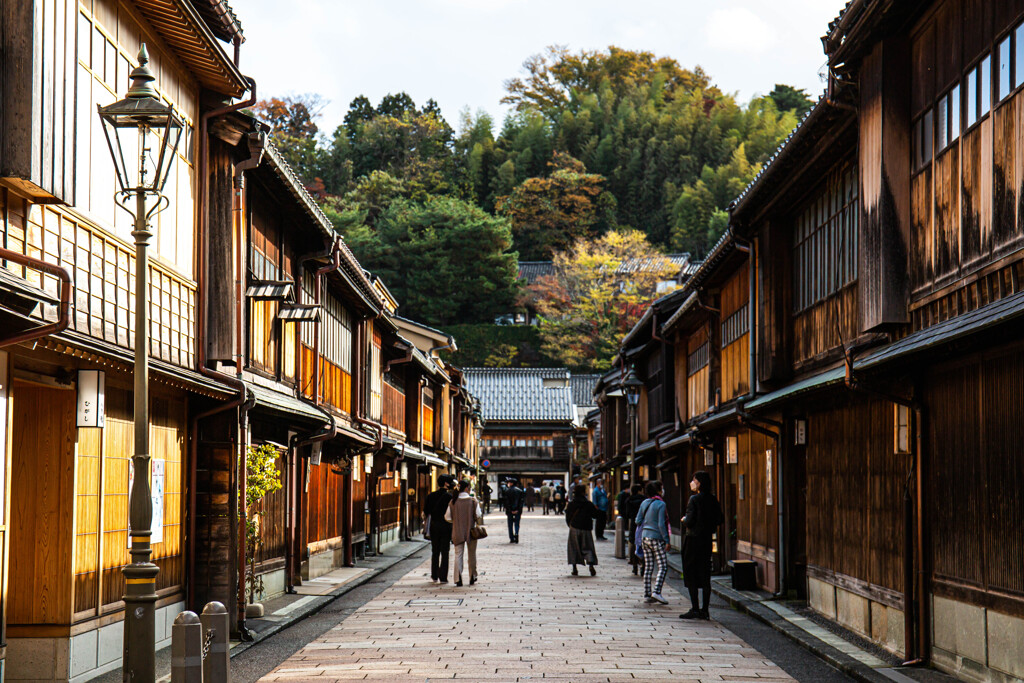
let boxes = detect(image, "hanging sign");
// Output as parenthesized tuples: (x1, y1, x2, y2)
(76, 370, 106, 427)
(703, 448, 715, 466)
(310, 440, 322, 466)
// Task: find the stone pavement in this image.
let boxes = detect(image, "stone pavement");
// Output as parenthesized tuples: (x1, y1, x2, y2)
(259, 511, 794, 682)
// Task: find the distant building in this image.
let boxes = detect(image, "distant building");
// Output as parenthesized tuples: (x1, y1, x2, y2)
(464, 367, 578, 487)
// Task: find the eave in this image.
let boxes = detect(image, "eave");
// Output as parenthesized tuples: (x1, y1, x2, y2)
(134, 0, 248, 97)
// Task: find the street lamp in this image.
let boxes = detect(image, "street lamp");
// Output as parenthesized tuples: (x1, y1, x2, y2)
(621, 367, 643, 486)
(98, 44, 183, 681)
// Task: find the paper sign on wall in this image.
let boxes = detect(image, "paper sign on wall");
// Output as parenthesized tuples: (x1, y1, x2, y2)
(77, 370, 106, 427)
(765, 449, 774, 506)
(128, 458, 164, 545)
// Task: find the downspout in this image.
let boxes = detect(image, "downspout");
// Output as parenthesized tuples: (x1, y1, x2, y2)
(844, 369, 925, 666)
(737, 411, 784, 597)
(0, 248, 71, 348)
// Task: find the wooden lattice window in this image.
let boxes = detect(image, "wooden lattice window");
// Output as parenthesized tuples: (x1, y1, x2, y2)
(792, 164, 859, 312)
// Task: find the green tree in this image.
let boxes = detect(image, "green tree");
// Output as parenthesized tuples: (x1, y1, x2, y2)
(253, 95, 328, 188)
(496, 153, 616, 259)
(529, 230, 677, 372)
(341, 195, 519, 326)
(768, 84, 815, 117)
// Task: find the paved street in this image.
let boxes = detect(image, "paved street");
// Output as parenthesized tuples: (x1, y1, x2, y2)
(257, 511, 800, 682)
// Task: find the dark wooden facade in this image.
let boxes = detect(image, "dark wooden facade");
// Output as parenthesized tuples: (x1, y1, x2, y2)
(594, 2, 1024, 677)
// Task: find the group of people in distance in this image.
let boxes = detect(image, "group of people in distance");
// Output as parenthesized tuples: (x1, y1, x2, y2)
(423, 476, 486, 586)
(566, 471, 724, 621)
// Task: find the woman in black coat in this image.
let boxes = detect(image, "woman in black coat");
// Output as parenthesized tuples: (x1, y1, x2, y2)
(564, 484, 599, 576)
(678, 470, 724, 620)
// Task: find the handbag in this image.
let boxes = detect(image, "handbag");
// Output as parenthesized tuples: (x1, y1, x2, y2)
(470, 518, 488, 539)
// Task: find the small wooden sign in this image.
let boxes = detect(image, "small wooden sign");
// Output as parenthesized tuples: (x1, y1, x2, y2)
(77, 370, 106, 427)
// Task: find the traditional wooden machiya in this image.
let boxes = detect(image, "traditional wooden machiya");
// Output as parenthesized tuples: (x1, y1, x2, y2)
(595, 2, 1024, 679)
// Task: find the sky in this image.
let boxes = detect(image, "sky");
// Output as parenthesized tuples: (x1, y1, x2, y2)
(234, 0, 850, 136)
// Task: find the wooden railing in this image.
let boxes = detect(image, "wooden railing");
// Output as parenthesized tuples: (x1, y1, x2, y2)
(2, 199, 196, 366)
(300, 344, 351, 413)
(383, 383, 405, 434)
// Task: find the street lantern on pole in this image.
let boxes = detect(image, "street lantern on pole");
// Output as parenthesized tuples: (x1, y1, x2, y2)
(98, 43, 183, 681)
(621, 367, 643, 486)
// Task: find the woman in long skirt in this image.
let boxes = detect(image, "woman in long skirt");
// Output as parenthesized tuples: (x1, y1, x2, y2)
(564, 484, 599, 576)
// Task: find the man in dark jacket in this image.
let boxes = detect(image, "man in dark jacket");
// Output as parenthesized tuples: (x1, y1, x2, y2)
(504, 479, 525, 542)
(625, 484, 647, 575)
(424, 476, 456, 582)
(678, 470, 724, 620)
(553, 483, 567, 514)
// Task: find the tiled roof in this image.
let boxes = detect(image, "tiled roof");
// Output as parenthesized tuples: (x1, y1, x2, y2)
(518, 261, 555, 285)
(570, 374, 601, 407)
(464, 367, 576, 423)
(191, 0, 244, 43)
(615, 253, 692, 275)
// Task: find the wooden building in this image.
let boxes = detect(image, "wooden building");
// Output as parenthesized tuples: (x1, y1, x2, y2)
(0, 0, 482, 679)
(595, 2, 1024, 679)
(0, 0, 246, 678)
(464, 368, 577, 490)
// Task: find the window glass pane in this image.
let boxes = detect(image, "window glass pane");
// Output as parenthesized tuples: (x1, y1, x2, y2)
(981, 56, 991, 115)
(937, 95, 948, 150)
(966, 70, 977, 127)
(950, 85, 960, 141)
(1017, 23, 1024, 88)
(922, 109, 933, 163)
(1000, 36, 1012, 100)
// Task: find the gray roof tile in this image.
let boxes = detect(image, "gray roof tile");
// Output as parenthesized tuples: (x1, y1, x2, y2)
(464, 367, 576, 423)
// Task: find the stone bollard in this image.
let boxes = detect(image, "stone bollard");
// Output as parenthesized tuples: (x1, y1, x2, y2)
(171, 611, 203, 683)
(201, 601, 231, 683)
(614, 516, 626, 559)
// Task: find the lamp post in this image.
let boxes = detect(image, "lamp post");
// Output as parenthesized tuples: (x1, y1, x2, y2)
(621, 367, 643, 486)
(98, 44, 183, 681)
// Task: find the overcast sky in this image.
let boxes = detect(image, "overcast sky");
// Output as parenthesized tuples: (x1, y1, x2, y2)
(236, 0, 849, 136)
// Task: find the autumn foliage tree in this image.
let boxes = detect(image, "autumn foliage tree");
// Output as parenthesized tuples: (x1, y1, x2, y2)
(496, 152, 616, 259)
(529, 230, 678, 372)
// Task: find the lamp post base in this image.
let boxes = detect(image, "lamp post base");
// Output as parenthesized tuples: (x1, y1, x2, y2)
(122, 555, 159, 682)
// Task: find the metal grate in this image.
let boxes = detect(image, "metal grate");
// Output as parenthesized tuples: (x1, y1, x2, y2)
(405, 598, 463, 606)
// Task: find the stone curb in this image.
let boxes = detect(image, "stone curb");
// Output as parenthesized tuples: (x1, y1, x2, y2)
(229, 540, 430, 659)
(665, 554, 912, 683)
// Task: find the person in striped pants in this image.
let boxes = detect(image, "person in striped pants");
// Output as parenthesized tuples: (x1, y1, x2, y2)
(635, 480, 671, 604)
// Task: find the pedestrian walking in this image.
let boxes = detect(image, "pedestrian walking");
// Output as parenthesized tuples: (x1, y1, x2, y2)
(540, 482, 552, 515)
(616, 486, 630, 521)
(445, 479, 481, 586)
(424, 476, 456, 583)
(679, 471, 724, 620)
(504, 479, 525, 542)
(635, 480, 670, 604)
(482, 482, 492, 514)
(565, 484, 599, 576)
(497, 481, 507, 512)
(592, 480, 609, 540)
(625, 484, 647, 575)
(553, 483, 567, 514)
(525, 483, 536, 512)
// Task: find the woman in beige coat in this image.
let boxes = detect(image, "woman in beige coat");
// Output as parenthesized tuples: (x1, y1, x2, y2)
(445, 479, 483, 586)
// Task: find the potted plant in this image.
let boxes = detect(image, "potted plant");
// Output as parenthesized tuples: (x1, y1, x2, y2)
(243, 443, 283, 617)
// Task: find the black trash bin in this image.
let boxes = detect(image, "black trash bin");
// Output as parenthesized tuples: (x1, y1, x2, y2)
(730, 560, 758, 591)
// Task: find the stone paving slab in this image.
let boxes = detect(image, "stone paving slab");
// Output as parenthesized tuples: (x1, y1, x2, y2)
(259, 512, 794, 682)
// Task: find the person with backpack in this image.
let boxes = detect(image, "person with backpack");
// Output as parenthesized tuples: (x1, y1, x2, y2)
(504, 479, 525, 542)
(678, 470, 725, 620)
(539, 482, 552, 515)
(553, 483, 567, 514)
(635, 480, 670, 604)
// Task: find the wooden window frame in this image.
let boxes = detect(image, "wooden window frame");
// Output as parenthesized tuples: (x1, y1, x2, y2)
(791, 163, 859, 313)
